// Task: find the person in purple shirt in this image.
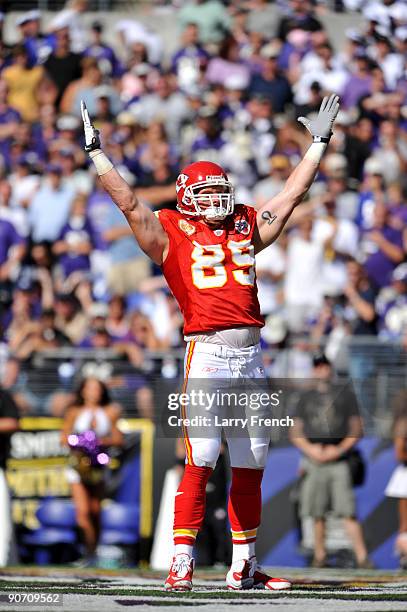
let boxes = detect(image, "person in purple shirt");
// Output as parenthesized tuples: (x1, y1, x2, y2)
(84, 22, 122, 78)
(77, 303, 112, 349)
(341, 54, 373, 110)
(86, 183, 113, 252)
(0, 80, 21, 159)
(190, 107, 226, 161)
(0, 218, 25, 283)
(249, 47, 293, 113)
(17, 10, 53, 67)
(387, 183, 407, 229)
(171, 23, 209, 91)
(53, 194, 95, 281)
(361, 202, 405, 290)
(376, 264, 407, 339)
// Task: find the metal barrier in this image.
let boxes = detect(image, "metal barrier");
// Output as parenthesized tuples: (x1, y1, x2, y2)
(5, 337, 406, 437)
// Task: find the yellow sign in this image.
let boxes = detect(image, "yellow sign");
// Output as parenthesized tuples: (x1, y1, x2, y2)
(6, 417, 154, 537)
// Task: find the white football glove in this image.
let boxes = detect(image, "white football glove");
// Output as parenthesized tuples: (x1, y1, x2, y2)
(297, 94, 340, 143)
(81, 100, 101, 152)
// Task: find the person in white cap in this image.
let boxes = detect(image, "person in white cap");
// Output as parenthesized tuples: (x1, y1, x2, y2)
(16, 10, 51, 66)
(48, 0, 88, 54)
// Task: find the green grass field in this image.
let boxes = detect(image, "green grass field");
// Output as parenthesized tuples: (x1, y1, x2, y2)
(1, 566, 407, 611)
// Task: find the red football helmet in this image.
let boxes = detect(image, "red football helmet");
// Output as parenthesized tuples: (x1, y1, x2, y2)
(175, 161, 235, 220)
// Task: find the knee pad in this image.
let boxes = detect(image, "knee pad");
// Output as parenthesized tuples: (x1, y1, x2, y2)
(188, 437, 221, 468)
(228, 438, 269, 469)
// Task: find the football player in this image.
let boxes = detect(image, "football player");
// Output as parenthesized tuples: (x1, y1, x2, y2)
(81, 94, 339, 591)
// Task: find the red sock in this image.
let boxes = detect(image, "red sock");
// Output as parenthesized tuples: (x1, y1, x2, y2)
(228, 467, 263, 545)
(173, 464, 212, 546)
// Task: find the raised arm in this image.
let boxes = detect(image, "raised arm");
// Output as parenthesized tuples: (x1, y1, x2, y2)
(81, 101, 169, 265)
(254, 94, 340, 253)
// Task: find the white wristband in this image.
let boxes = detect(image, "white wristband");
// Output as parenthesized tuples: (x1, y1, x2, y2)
(304, 142, 327, 165)
(89, 149, 114, 176)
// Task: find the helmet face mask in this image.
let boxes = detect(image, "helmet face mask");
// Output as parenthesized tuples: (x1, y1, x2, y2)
(176, 161, 235, 221)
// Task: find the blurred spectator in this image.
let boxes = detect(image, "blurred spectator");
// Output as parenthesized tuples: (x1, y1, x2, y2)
(312, 195, 359, 296)
(190, 106, 226, 163)
(341, 117, 373, 183)
(206, 35, 250, 89)
(368, 33, 404, 90)
(341, 54, 373, 110)
(0, 80, 21, 157)
(230, 7, 250, 47)
(61, 376, 123, 566)
(284, 217, 327, 332)
(254, 154, 292, 205)
(290, 354, 372, 569)
(355, 157, 386, 232)
(249, 45, 293, 113)
(376, 263, 407, 339)
(52, 114, 83, 157)
(255, 236, 286, 317)
(57, 148, 92, 195)
(358, 67, 403, 124)
(114, 19, 163, 66)
(343, 259, 377, 336)
(2, 354, 74, 417)
(79, 302, 112, 349)
(246, 1, 276, 39)
(177, 0, 231, 45)
(16, 10, 50, 67)
(277, 0, 323, 42)
(0, 214, 25, 285)
(102, 202, 150, 297)
(61, 57, 104, 117)
(344, 259, 378, 422)
(48, 0, 89, 54)
(7, 157, 40, 214)
(128, 73, 188, 143)
(0, 386, 19, 567)
(370, 119, 405, 185)
(105, 295, 129, 340)
(28, 164, 75, 243)
(8, 308, 70, 362)
(84, 21, 121, 79)
(293, 41, 348, 106)
(54, 293, 87, 345)
(360, 202, 404, 290)
(2, 45, 49, 123)
(171, 23, 209, 92)
(53, 194, 95, 285)
(385, 390, 407, 569)
(44, 27, 82, 109)
(0, 179, 29, 238)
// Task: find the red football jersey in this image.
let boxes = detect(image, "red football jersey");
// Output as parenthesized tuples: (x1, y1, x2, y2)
(157, 205, 264, 334)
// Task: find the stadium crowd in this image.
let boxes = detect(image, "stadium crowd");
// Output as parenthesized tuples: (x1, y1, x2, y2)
(0, 0, 406, 415)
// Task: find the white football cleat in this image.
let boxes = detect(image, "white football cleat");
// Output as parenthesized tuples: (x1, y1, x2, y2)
(250, 556, 292, 590)
(164, 554, 195, 591)
(226, 558, 254, 590)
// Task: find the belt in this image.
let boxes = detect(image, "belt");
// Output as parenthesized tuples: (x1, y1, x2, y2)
(188, 341, 261, 359)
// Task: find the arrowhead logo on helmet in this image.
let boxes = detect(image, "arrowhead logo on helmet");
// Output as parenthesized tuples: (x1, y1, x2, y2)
(176, 161, 235, 221)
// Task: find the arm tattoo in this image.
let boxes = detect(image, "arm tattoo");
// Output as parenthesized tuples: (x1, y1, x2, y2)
(262, 210, 277, 225)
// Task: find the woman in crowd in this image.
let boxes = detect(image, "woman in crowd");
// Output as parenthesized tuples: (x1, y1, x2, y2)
(61, 377, 123, 566)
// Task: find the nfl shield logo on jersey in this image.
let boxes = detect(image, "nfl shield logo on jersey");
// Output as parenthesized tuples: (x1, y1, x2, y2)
(234, 219, 250, 235)
(179, 219, 196, 236)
